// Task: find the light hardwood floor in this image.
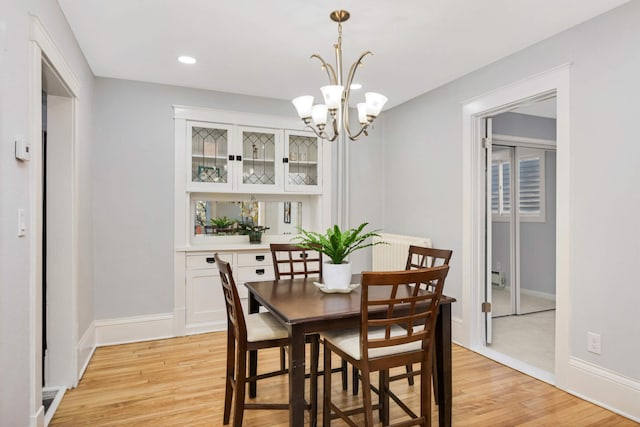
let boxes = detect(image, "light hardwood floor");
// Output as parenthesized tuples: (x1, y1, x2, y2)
(51, 332, 636, 426)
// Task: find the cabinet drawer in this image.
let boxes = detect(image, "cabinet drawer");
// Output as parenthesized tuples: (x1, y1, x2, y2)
(236, 252, 272, 267)
(236, 265, 275, 283)
(186, 252, 233, 270)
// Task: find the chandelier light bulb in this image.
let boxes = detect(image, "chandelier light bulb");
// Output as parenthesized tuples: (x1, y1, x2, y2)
(292, 96, 314, 119)
(365, 92, 388, 117)
(311, 104, 329, 126)
(320, 85, 344, 110)
(357, 103, 368, 124)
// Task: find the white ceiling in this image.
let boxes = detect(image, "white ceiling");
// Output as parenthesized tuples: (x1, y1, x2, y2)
(57, 0, 629, 110)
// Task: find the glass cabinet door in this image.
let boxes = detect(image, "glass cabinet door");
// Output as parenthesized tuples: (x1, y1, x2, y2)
(284, 130, 322, 193)
(188, 121, 234, 191)
(237, 126, 282, 192)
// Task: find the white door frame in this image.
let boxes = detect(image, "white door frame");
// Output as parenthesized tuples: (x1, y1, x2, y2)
(29, 16, 81, 426)
(461, 64, 571, 387)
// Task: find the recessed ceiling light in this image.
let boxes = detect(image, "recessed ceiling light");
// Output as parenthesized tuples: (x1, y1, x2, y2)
(350, 83, 362, 90)
(178, 56, 197, 65)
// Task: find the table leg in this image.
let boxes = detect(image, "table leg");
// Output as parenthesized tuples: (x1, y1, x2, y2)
(288, 325, 306, 426)
(249, 293, 260, 398)
(435, 303, 452, 427)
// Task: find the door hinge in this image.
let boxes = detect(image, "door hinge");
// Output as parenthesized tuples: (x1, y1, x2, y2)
(481, 302, 492, 313)
(482, 137, 492, 150)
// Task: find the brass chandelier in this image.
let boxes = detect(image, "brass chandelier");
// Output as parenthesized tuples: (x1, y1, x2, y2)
(292, 10, 388, 141)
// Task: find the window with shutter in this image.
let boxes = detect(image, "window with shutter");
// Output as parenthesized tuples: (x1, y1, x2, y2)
(491, 147, 545, 222)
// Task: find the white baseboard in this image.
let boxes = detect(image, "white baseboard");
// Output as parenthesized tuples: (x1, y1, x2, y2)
(77, 321, 96, 381)
(184, 320, 227, 336)
(95, 313, 174, 346)
(567, 357, 640, 422)
(451, 316, 465, 345)
(521, 288, 555, 301)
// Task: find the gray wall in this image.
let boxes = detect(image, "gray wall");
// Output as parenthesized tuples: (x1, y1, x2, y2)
(493, 112, 557, 140)
(0, 0, 95, 424)
(93, 78, 300, 319)
(379, 0, 640, 380)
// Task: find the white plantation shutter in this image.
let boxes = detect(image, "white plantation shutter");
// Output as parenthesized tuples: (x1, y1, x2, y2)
(519, 157, 541, 214)
(491, 163, 499, 214)
(502, 162, 511, 213)
(491, 149, 512, 218)
(492, 148, 545, 222)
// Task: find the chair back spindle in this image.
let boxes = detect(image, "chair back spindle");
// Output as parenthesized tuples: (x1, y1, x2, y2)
(270, 243, 323, 279)
(361, 266, 449, 360)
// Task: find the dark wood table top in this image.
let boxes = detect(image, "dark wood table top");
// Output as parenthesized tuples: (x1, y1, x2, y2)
(245, 274, 456, 327)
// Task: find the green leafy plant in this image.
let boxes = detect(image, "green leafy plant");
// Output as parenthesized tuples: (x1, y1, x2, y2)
(294, 222, 385, 264)
(238, 222, 269, 233)
(210, 216, 235, 228)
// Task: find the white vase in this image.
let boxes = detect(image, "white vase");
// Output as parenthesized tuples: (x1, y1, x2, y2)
(323, 261, 352, 290)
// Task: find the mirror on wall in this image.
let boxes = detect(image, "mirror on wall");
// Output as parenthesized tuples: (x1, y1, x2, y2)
(193, 200, 302, 236)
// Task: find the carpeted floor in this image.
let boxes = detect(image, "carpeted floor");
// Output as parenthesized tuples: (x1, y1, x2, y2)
(491, 285, 555, 317)
(489, 309, 555, 373)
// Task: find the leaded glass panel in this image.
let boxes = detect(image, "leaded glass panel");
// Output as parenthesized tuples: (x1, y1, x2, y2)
(288, 134, 318, 186)
(242, 131, 276, 185)
(191, 126, 229, 183)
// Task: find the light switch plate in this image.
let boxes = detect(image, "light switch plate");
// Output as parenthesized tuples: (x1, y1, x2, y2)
(18, 209, 26, 237)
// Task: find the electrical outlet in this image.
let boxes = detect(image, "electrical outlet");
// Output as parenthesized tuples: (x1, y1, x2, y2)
(587, 332, 601, 354)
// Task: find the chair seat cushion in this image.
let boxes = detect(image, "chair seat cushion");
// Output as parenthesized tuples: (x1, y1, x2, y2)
(322, 325, 422, 361)
(246, 312, 289, 342)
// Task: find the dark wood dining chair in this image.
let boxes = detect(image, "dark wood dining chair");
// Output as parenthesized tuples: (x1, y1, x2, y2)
(269, 243, 353, 393)
(322, 266, 450, 426)
(215, 253, 318, 426)
(401, 245, 453, 387)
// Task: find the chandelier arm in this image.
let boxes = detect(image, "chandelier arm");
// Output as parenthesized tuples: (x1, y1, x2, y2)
(343, 51, 373, 140)
(346, 125, 369, 141)
(310, 54, 338, 85)
(304, 123, 337, 142)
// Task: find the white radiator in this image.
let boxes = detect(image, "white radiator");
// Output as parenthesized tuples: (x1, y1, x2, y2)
(372, 233, 432, 271)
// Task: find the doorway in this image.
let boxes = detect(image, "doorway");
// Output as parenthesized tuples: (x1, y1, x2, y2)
(461, 64, 571, 387)
(41, 58, 76, 424)
(29, 16, 81, 426)
(486, 100, 557, 376)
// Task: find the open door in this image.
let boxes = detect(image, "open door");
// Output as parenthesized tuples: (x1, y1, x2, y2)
(483, 117, 493, 344)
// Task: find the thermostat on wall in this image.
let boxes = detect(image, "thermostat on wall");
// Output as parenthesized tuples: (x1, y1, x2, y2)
(15, 139, 31, 161)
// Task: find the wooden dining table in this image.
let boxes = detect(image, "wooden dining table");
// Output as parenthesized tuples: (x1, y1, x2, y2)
(245, 274, 456, 427)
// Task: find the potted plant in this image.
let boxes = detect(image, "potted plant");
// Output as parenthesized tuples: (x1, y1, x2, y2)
(238, 222, 270, 243)
(210, 216, 236, 234)
(294, 223, 384, 289)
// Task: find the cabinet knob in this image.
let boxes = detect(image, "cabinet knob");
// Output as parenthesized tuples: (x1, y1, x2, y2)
(299, 253, 309, 259)
(256, 269, 265, 275)
(256, 255, 265, 261)
(206, 257, 215, 264)
(228, 155, 235, 161)
(236, 155, 242, 161)
(283, 157, 289, 163)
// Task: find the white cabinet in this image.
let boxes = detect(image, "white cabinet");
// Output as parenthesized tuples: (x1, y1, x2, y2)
(284, 130, 323, 194)
(236, 251, 274, 294)
(174, 106, 332, 337)
(184, 252, 232, 331)
(188, 121, 234, 192)
(182, 249, 275, 334)
(186, 120, 321, 194)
